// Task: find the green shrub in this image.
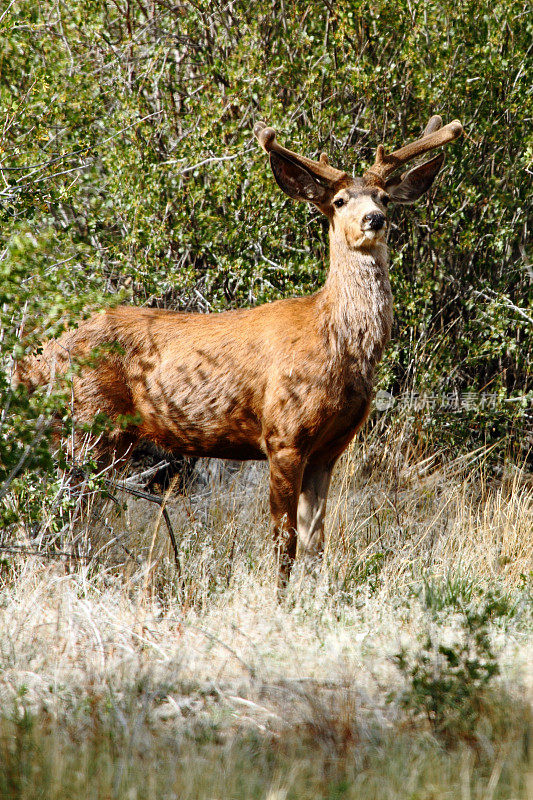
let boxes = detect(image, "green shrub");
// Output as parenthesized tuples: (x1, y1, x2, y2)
(392, 598, 523, 747)
(1, 0, 531, 532)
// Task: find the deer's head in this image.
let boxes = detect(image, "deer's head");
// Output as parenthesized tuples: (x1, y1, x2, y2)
(255, 116, 463, 252)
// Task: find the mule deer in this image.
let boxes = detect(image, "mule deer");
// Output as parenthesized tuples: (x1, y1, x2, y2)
(17, 115, 463, 587)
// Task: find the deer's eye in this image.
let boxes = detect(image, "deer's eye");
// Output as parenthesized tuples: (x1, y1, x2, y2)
(333, 198, 345, 208)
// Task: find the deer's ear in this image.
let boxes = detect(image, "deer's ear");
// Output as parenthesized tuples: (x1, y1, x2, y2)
(385, 152, 445, 204)
(269, 152, 326, 203)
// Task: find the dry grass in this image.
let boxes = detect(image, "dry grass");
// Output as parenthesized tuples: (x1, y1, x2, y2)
(0, 432, 532, 798)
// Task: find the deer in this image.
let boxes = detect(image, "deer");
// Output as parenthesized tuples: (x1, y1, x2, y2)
(16, 114, 463, 589)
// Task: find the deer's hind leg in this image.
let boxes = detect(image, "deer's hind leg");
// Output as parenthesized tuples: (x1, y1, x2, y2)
(297, 460, 335, 557)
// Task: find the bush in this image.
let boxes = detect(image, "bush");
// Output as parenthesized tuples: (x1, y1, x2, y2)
(392, 596, 525, 747)
(1, 0, 531, 532)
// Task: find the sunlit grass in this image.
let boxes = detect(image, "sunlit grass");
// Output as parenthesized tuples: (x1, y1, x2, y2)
(0, 435, 531, 799)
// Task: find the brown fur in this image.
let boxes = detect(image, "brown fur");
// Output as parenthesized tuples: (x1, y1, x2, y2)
(16, 118, 462, 588)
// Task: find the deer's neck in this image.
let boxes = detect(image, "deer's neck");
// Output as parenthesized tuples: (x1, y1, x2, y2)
(320, 234, 393, 382)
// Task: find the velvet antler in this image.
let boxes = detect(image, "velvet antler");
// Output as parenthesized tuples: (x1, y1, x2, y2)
(254, 122, 348, 188)
(365, 116, 463, 183)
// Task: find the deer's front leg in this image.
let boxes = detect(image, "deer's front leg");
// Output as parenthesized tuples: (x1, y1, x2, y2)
(297, 461, 334, 557)
(268, 448, 304, 589)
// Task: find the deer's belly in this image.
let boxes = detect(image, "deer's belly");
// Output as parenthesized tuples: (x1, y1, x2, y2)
(132, 368, 370, 463)
(134, 379, 265, 460)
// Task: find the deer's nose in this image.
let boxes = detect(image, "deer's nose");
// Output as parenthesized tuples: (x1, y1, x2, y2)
(362, 212, 386, 231)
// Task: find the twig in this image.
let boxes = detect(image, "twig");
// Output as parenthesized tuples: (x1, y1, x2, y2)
(2, 111, 163, 177)
(226, 695, 281, 720)
(144, 472, 180, 594)
(0, 0, 18, 26)
(102, 479, 181, 578)
(0, 545, 101, 562)
(115, 460, 171, 487)
(0, 419, 51, 502)
(163, 145, 255, 174)
(474, 289, 533, 326)
(188, 625, 256, 679)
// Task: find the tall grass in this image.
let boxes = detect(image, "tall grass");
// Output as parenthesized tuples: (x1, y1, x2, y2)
(0, 434, 531, 798)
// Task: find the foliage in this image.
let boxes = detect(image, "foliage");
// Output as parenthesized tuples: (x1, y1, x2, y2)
(392, 596, 517, 746)
(418, 572, 519, 617)
(0, 0, 532, 528)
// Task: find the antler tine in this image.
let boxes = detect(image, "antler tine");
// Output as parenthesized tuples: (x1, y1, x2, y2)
(422, 115, 443, 136)
(254, 121, 347, 186)
(366, 118, 463, 182)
